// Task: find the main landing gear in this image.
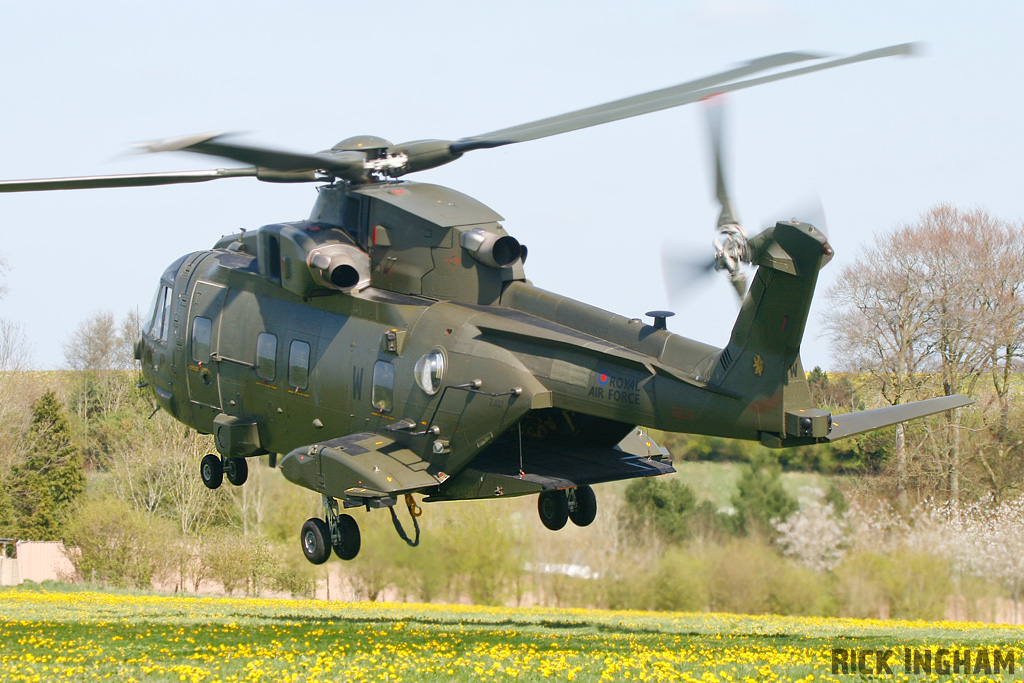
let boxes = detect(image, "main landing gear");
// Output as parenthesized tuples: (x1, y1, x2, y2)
(301, 496, 361, 564)
(299, 493, 423, 564)
(200, 454, 249, 489)
(538, 485, 597, 531)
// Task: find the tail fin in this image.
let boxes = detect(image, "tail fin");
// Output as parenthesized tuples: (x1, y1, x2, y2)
(708, 221, 832, 442)
(706, 221, 972, 446)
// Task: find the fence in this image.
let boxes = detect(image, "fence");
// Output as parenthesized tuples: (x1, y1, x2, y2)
(0, 540, 75, 586)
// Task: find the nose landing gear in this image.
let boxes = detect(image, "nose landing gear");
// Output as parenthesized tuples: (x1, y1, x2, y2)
(225, 457, 248, 486)
(200, 454, 249, 489)
(200, 454, 223, 489)
(300, 495, 362, 564)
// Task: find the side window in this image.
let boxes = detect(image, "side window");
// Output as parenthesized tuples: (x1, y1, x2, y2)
(191, 317, 212, 363)
(371, 360, 395, 413)
(256, 333, 278, 381)
(288, 340, 311, 389)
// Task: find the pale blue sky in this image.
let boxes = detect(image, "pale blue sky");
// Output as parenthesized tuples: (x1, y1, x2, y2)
(1, 1, 1021, 369)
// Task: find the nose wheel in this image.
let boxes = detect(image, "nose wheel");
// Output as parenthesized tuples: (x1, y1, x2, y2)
(200, 454, 249, 489)
(200, 454, 223, 489)
(225, 457, 248, 486)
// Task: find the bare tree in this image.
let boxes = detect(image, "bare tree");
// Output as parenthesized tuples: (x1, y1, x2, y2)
(826, 204, 1024, 501)
(0, 255, 35, 473)
(980, 224, 1024, 433)
(911, 208, 997, 498)
(62, 310, 145, 467)
(109, 420, 182, 517)
(0, 254, 32, 371)
(64, 311, 122, 372)
(161, 423, 225, 537)
(825, 225, 934, 501)
(0, 253, 8, 302)
(231, 460, 269, 537)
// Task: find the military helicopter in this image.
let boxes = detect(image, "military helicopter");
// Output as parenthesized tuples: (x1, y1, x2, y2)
(1, 43, 969, 564)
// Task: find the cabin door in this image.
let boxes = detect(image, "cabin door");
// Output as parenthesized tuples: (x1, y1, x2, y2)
(186, 281, 227, 410)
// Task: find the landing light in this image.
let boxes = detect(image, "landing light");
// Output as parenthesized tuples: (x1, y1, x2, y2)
(415, 350, 446, 395)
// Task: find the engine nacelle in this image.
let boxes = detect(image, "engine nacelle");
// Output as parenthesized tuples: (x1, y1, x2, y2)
(307, 244, 371, 292)
(460, 227, 522, 268)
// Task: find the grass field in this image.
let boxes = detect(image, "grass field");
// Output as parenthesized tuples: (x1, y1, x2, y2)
(2, 586, 1023, 682)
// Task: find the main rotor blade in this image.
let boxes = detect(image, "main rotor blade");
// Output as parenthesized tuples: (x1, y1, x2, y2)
(140, 133, 367, 180)
(0, 167, 259, 193)
(450, 51, 822, 154)
(451, 43, 916, 154)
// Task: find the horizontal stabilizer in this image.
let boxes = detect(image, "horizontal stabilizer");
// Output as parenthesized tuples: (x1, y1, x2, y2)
(827, 395, 972, 441)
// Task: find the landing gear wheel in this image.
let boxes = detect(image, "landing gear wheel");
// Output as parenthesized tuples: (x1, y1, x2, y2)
(332, 514, 361, 561)
(538, 490, 569, 531)
(200, 454, 223, 490)
(225, 457, 248, 486)
(301, 518, 331, 565)
(568, 485, 597, 527)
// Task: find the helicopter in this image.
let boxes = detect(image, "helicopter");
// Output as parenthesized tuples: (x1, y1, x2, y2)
(0, 43, 970, 564)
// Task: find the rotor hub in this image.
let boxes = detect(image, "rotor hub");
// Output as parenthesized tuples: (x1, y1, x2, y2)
(332, 135, 393, 156)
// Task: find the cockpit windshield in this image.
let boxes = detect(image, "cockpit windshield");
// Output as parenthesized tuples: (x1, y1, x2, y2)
(144, 254, 188, 341)
(145, 284, 173, 341)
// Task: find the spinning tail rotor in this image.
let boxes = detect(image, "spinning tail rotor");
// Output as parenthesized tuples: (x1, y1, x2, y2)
(705, 96, 752, 299)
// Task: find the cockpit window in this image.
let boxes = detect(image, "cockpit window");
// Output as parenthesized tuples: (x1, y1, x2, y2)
(146, 284, 174, 342)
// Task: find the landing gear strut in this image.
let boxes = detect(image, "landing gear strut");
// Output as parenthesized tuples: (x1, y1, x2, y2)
(326, 496, 361, 561)
(568, 485, 597, 527)
(538, 486, 597, 530)
(225, 457, 248, 486)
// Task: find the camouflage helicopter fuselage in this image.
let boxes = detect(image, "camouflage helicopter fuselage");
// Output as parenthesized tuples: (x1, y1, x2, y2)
(138, 180, 844, 507)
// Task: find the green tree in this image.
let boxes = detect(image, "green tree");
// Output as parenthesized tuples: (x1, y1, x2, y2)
(0, 483, 15, 545)
(806, 366, 858, 413)
(9, 390, 85, 541)
(623, 476, 699, 543)
(731, 453, 798, 536)
(67, 496, 166, 588)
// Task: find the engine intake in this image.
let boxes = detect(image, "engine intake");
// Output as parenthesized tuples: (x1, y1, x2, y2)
(308, 244, 370, 292)
(460, 228, 522, 268)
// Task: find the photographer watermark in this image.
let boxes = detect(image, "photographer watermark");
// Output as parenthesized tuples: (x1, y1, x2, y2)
(831, 648, 1015, 675)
